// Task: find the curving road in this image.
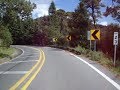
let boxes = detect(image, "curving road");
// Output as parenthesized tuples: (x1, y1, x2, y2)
(0, 45, 40, 90)
(29, 47, 120, 90)
(0, 46, 120, 90)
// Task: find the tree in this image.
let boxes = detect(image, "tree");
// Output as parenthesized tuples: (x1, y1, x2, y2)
(82, 0, 105, 28)
(69, 1, 90, 48)
(48, 2, 63, 40)
(0, 0, 36, 25)
(49, 1, 56, 15)
(56, 9, 70, 35)
(104, 0, 120, 23)
(0, 25, 13, 47)
(0, 0, 36, 45)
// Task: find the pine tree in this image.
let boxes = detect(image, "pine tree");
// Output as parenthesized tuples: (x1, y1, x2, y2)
(82, 0, 105, 28)
(69, 1, 90, 48)
(49, 1, 56, 15)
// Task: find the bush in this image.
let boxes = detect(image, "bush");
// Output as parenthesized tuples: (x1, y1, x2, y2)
(56, 37, 67, 46)
(75, 45, 109, 61)
(0, 26, 13, 47)
(73, 45, 120, 76)
(74, 45, 87, 55)
(90, 51, 104, 61)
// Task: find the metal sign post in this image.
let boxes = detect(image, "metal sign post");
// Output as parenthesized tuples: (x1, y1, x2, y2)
(94, 40, 96, 51)
(90, 29, 100, 51)
(113, 32, 118, 67)
(87, 31, 91, 50)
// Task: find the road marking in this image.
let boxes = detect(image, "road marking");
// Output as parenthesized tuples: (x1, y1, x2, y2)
(7, 60, 39, 64)
(9, 48, 42, 90)
(21, 50, 45, 90)
(70, 53, 120, 90)
(0, 71, 28, 74)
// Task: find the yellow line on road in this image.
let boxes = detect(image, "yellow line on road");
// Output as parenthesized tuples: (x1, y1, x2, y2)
(21, 50, 45, 90)
(9, 49, 43, 90)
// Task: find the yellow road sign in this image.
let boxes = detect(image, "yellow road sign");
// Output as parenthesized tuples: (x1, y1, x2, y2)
(90, 30, 100, 40)
(53, 38, 57, 42)
(66, 35, 71, 41)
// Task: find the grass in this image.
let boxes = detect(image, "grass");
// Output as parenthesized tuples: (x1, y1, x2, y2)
(74, 45, 120, 77)
(0, 47, 15, 59)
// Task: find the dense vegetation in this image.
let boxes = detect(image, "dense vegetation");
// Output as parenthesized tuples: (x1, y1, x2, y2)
(0, 0, 120, 61)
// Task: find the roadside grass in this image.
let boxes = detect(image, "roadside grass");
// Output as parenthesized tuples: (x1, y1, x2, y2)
(74, 45, 120, 77)
(0, 47, 15, 59)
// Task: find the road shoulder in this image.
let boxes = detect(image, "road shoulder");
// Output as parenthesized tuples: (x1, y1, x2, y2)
(0, 46, 23, 65)
(72, 53, 120, 85)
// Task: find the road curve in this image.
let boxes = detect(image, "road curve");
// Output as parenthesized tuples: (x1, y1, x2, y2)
(0, 46, 120, 90)
(0, 45, 40, 90)
(28, 47, 120, 90)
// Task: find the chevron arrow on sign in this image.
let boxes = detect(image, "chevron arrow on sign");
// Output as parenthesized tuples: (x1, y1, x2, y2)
(53, 38, 57, 42)
(66, 35, 71, 41)
(90, 30, 100, 40)
(92, 30, 99, 39)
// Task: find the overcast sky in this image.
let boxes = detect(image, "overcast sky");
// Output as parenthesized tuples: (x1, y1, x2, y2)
(30, 0, 117, 26)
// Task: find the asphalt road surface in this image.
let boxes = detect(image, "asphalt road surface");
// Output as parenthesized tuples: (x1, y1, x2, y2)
(0, 45, 40, 90)
(0, 46, 120, 90)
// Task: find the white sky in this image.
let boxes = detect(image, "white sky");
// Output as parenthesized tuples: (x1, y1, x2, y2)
(30, 0, 55, 18)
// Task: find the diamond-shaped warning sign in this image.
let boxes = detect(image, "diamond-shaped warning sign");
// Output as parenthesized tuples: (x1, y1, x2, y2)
(90, 30, 100, 40)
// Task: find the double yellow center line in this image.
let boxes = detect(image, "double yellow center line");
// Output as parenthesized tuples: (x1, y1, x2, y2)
(9, 49, 45, 90)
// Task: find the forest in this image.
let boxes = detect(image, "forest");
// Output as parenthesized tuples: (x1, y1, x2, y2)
(0, 0, 120, 60)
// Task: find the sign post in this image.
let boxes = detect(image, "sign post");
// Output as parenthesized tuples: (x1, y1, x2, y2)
(66, 35, 71, 47)
(87, 31, 91, 50)
(113, 32, 118, 67)
(90, 29, 100, 51)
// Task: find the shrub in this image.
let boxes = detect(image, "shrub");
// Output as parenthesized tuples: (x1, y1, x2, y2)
(74, 45, 87, 55)
(0, 26, 13, 47)
(56, 37, 67, 47)
(74, 45, 120, 76)
(90, 51, 104, 61)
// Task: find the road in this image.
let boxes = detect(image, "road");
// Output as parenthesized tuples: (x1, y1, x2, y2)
(0, 46, 40, 90)
(0, 46, 120, 90)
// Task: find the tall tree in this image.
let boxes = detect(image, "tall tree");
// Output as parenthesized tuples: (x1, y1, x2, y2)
(82, 0, 105, 28)
(69, 1, 90, 47)
(49, 1, 56, 15)
(48, 2, 63, 40)
(104, 0, 120, 23)
(0, 0, 36, 45)
(56, 9, 70, 35)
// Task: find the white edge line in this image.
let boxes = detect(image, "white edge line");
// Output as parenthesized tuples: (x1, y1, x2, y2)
(0, 46, 24, 66)
(7, 60, 39, 64)
(0, 71, 28, 74)
(70, 53, 120, 90)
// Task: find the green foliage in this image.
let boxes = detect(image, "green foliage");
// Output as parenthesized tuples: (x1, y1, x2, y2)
(0, 47, 15, 59)
(82, 0, 105, 28)
(56, 37, 67, 46)
(0, 25, 13, 47)
(0, 0, 36, 45)
(112, 66, 120, 76)
(104, 0, 120, 23)
(74, 45, 120, 76)
(90, 51, 104, 61)
(74, 45, 87, 54)
(49, 1, 56, 15)
(49, 15, 61, 37)
(69, 1, 90, 48)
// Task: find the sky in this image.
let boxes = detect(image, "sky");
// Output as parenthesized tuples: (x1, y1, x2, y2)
(30, 0, 117, 26)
